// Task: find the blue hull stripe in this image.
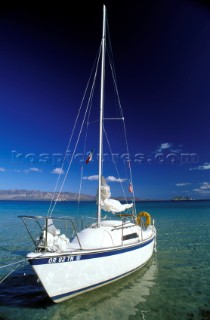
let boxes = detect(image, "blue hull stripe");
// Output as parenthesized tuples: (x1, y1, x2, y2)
(52, 261, 149, 302)
(29, 237, 154, 266)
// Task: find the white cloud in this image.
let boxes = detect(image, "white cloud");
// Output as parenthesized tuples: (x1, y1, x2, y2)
(30, 167, 42, 172)
(176, 183, 191, 187)
(83, 175, 99, 181)
(200, 182, 210, 190)
(0, 167, 6, 172)
(156, 142, 183, 154)
(52, 168, 64, 175)
(193, 182, 210, 195)
(24, 167, 42, 173)
(106, 176, 126, 183)
(161, 142, 173, 150)
(82, 175, 126, 183)
(190, 162, 210, 171)
(157, 142, 173, 153)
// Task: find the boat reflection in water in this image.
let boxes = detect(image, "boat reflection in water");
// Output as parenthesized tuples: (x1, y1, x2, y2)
(51, 256, 158, 320)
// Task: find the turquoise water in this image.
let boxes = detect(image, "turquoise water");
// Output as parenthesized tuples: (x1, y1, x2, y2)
(0, 200, 210, 320)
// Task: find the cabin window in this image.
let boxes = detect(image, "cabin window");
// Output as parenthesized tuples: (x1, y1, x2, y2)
(123, 233, 138, 241)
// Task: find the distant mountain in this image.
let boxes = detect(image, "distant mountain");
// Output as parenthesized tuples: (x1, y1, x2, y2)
(0, 190, 95, 201)
(0, 190, 143, 202)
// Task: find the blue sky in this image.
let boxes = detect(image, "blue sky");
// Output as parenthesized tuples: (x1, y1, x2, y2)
(0, 0, 210, 200)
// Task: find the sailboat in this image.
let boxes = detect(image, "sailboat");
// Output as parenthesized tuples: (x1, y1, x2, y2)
(19, 5, 156, 303)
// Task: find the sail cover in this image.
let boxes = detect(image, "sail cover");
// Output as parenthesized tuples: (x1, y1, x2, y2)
(98, 176, 133, 213)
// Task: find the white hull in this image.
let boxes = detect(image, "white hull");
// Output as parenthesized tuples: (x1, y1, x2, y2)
(28, 229, 156, 303)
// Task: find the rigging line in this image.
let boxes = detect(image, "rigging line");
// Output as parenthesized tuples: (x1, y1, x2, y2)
(106, 24, 127, 120)
(49, 46, 102, 215)
(48, 46, 101, 216)
(83, 46, 101, 156)
(107, 50, 123, 118)
(106, 25, 135, 204)
(106, 29, 136, 213)
(103, 126, 128, 203)
(77, 165, 83, 213)
(122, 119, 136, 212)
(107, 55, 131, 175)
(106, 22, 123, 119)
(0, 259, 26, 269)
(123, 151, 129, 183)
(0, 260, 26, 284)
(77, 48, 101, 208)
(49, 97, 91, 215)
(106, 24, 132, 189)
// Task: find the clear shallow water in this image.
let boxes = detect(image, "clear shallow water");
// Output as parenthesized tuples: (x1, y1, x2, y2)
(0, 200, 210, 320)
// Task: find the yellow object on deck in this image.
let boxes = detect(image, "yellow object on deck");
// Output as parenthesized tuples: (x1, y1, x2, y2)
(136, 211, 151, 226)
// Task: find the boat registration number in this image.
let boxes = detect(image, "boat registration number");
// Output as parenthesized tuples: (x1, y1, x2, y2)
(48, 255, 81, 264)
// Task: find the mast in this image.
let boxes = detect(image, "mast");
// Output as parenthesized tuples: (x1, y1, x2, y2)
(97, 5, 106, 227)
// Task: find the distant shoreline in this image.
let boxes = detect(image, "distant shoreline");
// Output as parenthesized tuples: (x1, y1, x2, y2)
(0, 189, 140, 201)
(0, 190, 209, 202)
(0, 189, 95, 201)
